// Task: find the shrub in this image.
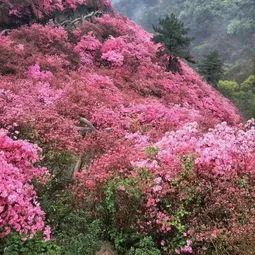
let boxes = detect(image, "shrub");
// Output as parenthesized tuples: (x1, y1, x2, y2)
(128, 237, 161, 255)
(1, 233, 61, 255)
(74, 121, 255, 254)
(0, 129, 48, 238)
(39, 182, 103, 255)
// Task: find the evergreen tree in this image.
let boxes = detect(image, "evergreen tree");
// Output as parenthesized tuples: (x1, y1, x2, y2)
(198, 50, 224, 87)
(152, 13, 193, 72)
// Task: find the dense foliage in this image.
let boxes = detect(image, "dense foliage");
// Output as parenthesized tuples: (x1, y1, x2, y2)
(198, 50, 224, 87)
(0, 0, 254, 254)
(218, 75, 255, 119)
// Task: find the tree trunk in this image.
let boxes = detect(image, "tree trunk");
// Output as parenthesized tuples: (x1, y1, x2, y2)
(168, 55, 181, 73)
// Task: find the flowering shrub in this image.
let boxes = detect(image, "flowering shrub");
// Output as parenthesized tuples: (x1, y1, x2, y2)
(74, 33, 102, 65)
(74, 121, 255, 254)
(0, 129, 49, 238)
(28, 64, 53, 81)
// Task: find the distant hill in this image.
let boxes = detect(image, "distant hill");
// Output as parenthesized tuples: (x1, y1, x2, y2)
(112, 0, 255, 82)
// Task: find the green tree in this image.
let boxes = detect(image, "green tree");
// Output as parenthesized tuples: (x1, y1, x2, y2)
(239, 75, 255, 118)
(241, 75, 255, 93)
(198, 50, 224, 87)
(218, 80, 239, 100)
(218, 75, 255, 119)
(152, 13, 193, 72)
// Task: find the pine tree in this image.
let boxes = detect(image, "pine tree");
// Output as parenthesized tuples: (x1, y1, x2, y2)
(198, 50, 224, 87)
(152, 13, 193, 72)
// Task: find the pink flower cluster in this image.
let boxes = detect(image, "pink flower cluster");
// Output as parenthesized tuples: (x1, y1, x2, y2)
(0, 129, 48, 238)
(155, 121, 255, 176)
(28, 64, 53, 81)
(74, 33, 102, 65)
(0, 12, 241, 154)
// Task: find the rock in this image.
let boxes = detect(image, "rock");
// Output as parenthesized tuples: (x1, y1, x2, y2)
(96, 243, 117, 255)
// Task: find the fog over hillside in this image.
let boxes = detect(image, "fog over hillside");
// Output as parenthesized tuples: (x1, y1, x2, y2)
(112, 0, 255, 82)
(112, 0, 158, 28)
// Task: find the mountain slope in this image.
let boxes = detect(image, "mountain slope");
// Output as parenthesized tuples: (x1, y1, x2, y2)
(0, 1, 255, 254)
(0, 4, 241, 151)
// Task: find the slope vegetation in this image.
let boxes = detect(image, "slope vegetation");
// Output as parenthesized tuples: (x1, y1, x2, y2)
(0, 0, 254, 254)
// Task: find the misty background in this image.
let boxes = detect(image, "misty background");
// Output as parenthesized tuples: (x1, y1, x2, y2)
(112, 0, 255, 83)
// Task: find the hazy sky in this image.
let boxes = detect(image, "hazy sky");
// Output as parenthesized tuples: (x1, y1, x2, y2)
(111, 0, 149, 26)
(111, 0, 121, 4)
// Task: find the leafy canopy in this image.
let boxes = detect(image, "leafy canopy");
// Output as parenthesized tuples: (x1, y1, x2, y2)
(218, 75, 255, 119)
(152, 13, 192, 61)
(198, 50, 224, 87)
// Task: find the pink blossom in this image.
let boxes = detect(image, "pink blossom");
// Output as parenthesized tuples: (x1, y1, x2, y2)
(181, 244, 193, 254)
(153, 185, 162, 192)
(16, 44, 24, 53)
(154, 177, 162, 184)
(161, 240, 166, 246)
(101, 50, 124, 66)
(43, 225, 51, 241)
(28, 64, 53, 81)
(9, 9, 19, 16)
(119, 186, 126, 191)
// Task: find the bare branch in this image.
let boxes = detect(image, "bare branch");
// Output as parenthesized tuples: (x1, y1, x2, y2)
(80, 117, 96, 132)
(72, 117, 96, 177)
(73, 154, 83, 176)
(0, 29, 11, 35)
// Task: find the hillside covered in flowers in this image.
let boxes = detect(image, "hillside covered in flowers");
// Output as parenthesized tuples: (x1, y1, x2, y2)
(0, 0, 254, 254)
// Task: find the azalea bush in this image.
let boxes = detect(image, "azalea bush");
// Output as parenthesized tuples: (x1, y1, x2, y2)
(74, 121, 255, 254)
(0, 129, 49, 238)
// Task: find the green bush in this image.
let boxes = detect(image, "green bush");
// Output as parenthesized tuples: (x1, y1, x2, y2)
(39, 186, 103, 255)
(218, 75, 255, 119)
(62, 220, 103, 255)
(128, 237, 161, 255)
(2, 233, 61, 255)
